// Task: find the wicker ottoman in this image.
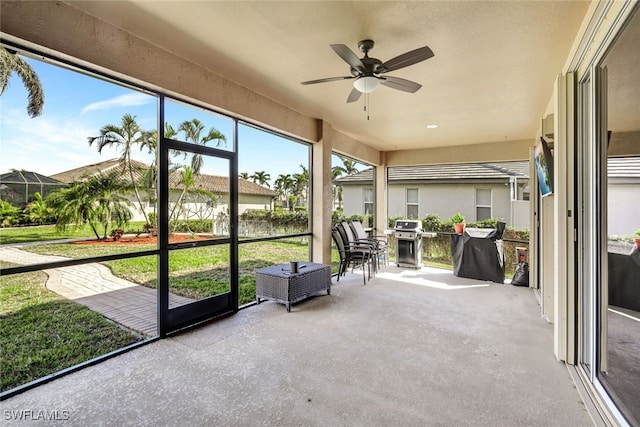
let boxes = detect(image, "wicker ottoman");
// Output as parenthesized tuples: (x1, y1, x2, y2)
(256, 262, 331, 312)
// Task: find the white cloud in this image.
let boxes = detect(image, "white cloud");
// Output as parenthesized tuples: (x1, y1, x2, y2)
(1, 107, 113, 175)
(81, 93, 153, 114)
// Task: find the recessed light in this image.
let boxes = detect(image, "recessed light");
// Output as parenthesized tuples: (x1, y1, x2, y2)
(426, 124, 438, 129)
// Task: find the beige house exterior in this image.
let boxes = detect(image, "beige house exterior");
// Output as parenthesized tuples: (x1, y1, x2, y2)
(50, 159, 277, 222)
(336, 162, 530, 229)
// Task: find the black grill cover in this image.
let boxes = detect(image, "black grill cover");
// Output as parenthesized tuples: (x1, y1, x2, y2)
(451, 227, 505, 283)
(608, 246, 640, 312)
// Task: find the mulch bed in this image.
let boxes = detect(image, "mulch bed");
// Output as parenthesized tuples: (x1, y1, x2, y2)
(72, 234, 210, 245)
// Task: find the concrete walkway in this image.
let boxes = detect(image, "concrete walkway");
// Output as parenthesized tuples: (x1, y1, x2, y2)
(0, 247, 192, 336)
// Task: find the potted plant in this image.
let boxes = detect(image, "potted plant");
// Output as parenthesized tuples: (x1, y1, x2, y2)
(451, 212, 465, 234)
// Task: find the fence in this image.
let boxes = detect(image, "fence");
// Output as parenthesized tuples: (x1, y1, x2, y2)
(387, 232, 529, 279)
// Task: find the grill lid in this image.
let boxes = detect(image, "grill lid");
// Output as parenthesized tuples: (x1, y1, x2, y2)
(394, 219, 423, 231)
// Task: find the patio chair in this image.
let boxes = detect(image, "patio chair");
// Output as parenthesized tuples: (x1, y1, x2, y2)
(349, 220, 389, 271)
(334, 223, 373, 284)
(340, 221, 381, 275)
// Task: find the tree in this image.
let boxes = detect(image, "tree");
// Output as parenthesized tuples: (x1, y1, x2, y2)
(292, 165, 309, 208)
(335, 157, 359, 176)
(168, 165, 216, 233)
(333, 157, 359, 210)
(177, 118, 226, 174)
(250, 171, 271, 188)
(0, 47, 44, 118)
(332, 166, 345, 210)
(46, 173, 132, 239)
(274, 174, 294, 210)
(88, 114, 154, 225)
(239, 172, 250, 180)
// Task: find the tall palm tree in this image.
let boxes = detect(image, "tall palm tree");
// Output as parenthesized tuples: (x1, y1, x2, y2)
(88, 114, 154, 224)
(333, 158, 359, 211)
(292, 165, 309, 207)
(274, 174, 294, 210)
(332, 166, 345, 210)
(0, 47, 44, 118)
(250, 171, 271, 188)
(177, 118, 226, 174)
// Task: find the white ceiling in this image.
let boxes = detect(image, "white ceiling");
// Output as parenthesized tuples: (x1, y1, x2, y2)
(67, 1, 591, 152)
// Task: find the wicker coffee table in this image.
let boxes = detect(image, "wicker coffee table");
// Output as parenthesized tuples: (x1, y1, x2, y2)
(256, 262, 331, 312)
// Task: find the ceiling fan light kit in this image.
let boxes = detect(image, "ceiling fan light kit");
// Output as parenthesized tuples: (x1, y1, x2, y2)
(353, 76, 380, 93)
(301, 39, 434, 104)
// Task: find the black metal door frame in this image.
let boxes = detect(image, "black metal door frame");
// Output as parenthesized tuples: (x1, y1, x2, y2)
(157, 98, 238, 336)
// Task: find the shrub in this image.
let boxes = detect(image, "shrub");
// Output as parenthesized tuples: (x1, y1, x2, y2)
(0, 198, 22, 227)
(110, 229, 124, 241)
(422, 214, 443, 232)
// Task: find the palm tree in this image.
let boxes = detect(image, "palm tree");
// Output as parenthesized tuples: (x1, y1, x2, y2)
(46, 173, 132, 239)
(333, 158, 359, 211)
(25, 192, 54, 224)
(292, 165, 309, 208)
(332, 166, 345, 210)
(0, 47, 44, 118)
(88, 173, 134, 238)
(250, 171, 271, 188)
(169, 165, 215, 232)
(88, 114, 154, 225)
(177, 118, 226, 174)
(274, 174, 294, 210)
(335, 157, 359, 176)
(239, 172, 250, 180)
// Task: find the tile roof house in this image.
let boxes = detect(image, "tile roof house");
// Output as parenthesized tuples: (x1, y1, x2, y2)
(336, 157, 640, 235)
(49, 159, 277, 222)
(335, 161, 531, 229)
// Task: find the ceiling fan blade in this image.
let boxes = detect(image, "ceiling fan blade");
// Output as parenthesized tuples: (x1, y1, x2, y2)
(301, 76, 354, 85)
(380, 46, 434, 73)
(380, 76, 422, 93)
(330, 44, 365, 71)
(347, 87, 362, 103)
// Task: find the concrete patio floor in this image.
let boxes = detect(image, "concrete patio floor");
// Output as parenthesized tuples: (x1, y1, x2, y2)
(1, 265, 595, 426)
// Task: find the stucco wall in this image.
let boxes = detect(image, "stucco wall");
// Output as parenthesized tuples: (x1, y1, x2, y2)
(608, 183, 640, 237)
(344, 182, 528, 227)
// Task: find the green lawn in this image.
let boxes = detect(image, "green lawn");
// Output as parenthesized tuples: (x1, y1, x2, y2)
(25, 239, 320, 305)
(0, 263, 141, 392)
(0, 222, 148, 245)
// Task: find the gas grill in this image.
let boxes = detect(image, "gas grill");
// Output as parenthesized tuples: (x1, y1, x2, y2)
(394, 219, 423, 269)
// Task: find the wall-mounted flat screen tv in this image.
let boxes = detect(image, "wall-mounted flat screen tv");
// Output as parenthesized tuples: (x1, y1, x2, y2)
(534, 136, 554, 197)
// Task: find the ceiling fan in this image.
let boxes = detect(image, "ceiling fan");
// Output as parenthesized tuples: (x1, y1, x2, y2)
(301, 39, 434, 103)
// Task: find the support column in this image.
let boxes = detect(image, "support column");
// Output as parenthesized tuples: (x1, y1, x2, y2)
(312, 121, 333, 264)
(375, 153, 388, 235)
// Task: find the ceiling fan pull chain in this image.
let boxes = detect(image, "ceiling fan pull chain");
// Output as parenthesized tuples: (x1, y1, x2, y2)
(366, 93, 370, 120)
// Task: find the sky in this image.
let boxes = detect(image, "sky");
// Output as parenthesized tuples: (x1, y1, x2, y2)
(0, 54, 364, 185)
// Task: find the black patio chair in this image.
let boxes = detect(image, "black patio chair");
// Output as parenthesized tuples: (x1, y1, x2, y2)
(334, 223, 373, 284)
(340, 221, 381, 276)
(349, 220, 389, 272)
